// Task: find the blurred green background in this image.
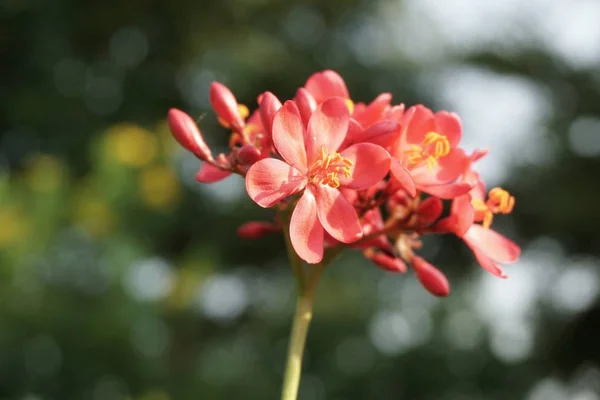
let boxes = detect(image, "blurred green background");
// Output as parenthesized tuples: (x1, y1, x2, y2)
(2, 0, 600, 399)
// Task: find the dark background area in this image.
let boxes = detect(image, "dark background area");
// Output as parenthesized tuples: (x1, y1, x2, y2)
(2, 0, 600, 399)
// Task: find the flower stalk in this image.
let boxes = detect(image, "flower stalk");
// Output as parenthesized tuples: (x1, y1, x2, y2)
(280, 267, 321, 400)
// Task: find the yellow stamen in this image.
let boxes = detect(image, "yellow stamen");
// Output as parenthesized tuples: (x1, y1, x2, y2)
(308, 146, 353, 188)
(488, 187, 515, 214)
(238, 104, 249, 119)
(471, 187, 515, 229)
(404, 131, 450, 171)
(345, 99, 355, 115)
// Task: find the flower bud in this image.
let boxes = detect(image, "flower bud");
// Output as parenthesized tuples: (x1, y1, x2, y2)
(369, 252, 407, 273)
(167, 108, 213, 161)
(209, 82, 245, 131)
(259, 91, 282, 138)
(195, 163, 231, 183)
(236, 145, 262, 166)
(411, 255, 450, 297)
(416, 196, 443, 227)
(237, 221, 279, 239)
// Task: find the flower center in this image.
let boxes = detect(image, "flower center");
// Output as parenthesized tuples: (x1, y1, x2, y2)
(471, 187, 515, 229)
(308, 146, 353, 188)
(404, 131, 450, 170)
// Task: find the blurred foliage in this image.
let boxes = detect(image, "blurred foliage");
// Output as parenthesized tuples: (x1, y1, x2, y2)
(2, 0, 600, 399)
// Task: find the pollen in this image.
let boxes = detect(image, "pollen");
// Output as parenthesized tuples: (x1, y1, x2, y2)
(472, 187, 515, 229)
(308, 146, 353, 188)
(404, 131, 450, 171)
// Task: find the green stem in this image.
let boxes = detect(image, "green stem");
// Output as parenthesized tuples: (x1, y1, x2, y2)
(280, 264, 324, 400)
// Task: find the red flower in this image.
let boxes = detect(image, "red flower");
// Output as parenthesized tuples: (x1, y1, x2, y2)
(389, 105, 472, 199)
(303, 70, 404, 130)
(246, 98, 391, 263)
(434, 156, 520, 278)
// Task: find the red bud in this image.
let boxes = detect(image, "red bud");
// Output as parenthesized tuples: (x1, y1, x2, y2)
(236, 145, 262, 166)
(167, 108, 213, 161)
(416, 196, 444, 227)
(195, 163, 231, 183)
(209, 82, 244, 131)
(259, 91, 282, 138)
(370, 252, 407, 273)
(411, 255, 450, 297)
(237, 221, 280, 239)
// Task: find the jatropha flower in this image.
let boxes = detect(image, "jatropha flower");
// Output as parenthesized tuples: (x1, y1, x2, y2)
(167, 69, 521, 400)
(245, 98, 391, 263)
(167, 70, 520, 296)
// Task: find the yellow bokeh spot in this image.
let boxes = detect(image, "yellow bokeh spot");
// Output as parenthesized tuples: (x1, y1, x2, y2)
(0, 206, 30, 248)
(166, 267, 201, 310)
(154, 119, 178, 156)
(73, 189, 115, 238)
(105, 123, 158, 167)
(138, 165, 181, 210)
(25, 155, 66, 193)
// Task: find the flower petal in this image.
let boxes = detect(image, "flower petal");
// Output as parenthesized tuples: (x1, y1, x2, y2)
(434, 111, 462, 148)
(411, 148, 470, 186)
(418, 181, 473, 199)
(464, 224, 521, 263)
(470, 246, 508, 278)
(245, 159, 307, 208)
(350, 120, 400, 148)
(314, 184, 362, 243)
(389, 158, 416, 197)
(338, 143, 391, 190)
(294, 88, 317, 128)
(304, 70, 350, 103)
(195, 163, 231, 183)
(404, 105, 435, 145)
(432, 194, 474, 235)
(272, 101, 307, 172)
(306, 97, 350, 164)
(290, 189, 324, 264)
(339, 118, 364, 150)
(353, 93, 392, 127)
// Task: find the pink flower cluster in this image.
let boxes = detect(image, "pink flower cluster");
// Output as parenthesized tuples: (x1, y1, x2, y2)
(168, 70, 520, 296)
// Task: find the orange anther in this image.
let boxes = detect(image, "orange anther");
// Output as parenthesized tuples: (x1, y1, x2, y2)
(471, 187, 515, 229)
